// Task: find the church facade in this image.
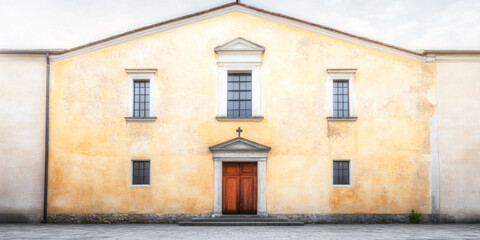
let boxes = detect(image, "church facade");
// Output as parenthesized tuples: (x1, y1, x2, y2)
(1, 3, 479, 223)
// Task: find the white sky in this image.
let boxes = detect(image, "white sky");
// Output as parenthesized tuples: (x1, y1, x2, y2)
(0, 0, 479, 50)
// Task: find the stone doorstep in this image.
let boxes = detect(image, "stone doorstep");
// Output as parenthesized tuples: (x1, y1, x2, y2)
(191, 217, 291, 222)
(179, 215, 304, 226)
(179, 222, 304, 226)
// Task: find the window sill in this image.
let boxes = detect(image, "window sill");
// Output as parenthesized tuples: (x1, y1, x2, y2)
(216, 116, 264, 122)
(125, 117, 157, 122)
(333, 184, 352, 187)
(327, 117, 357, 122)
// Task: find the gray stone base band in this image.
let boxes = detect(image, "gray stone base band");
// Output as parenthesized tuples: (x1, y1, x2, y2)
(47, 213, 211, 224)
(45, 213, 480, 224)
(0, 213, 42, 223)
(272, 214, 429, 224)
(274, 214, 480, 224)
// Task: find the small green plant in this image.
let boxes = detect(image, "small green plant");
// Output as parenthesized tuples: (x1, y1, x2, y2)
(409, 210, 421, 224)
(80, 219, 89, 224)
(316, 220, 325, 224)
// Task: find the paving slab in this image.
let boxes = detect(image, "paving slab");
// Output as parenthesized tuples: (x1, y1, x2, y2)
(0, 224, 479, 239)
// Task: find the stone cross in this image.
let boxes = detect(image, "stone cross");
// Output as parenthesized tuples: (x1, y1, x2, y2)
(236, 127, 243, 137)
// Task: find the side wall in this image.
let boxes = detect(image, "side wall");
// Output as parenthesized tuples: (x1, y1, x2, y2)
(436, 58, 480, 221)
(0, 55, 46, 222)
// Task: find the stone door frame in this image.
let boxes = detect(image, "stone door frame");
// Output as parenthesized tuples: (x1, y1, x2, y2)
(209, 137, 270, 217)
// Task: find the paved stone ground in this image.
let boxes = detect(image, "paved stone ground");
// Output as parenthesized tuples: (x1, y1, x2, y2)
(0, 224, 479, 239)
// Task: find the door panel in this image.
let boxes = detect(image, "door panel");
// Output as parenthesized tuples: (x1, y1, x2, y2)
(222, 162, 257, 214)
(222, 176, 239, 213)
(223, 164, 239, 174)
(241, 164, 256, 173)
(239, 176, 257, 213)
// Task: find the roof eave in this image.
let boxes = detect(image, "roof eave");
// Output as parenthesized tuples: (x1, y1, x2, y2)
(0, 50, 65, 54)
(420, 50, 480, 55)
(5, 3, 475, 61)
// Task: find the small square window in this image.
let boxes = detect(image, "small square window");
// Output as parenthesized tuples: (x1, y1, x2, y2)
(132, 160, 150, 185)
(333, 160, 350, 185)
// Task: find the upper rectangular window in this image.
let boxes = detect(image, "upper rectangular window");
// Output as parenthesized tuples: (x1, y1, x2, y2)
(333, 160, 350, 185)
(133, 80, 150, 117)
(326, 69, 356, 119)
(132, 160, 150, 185)
(215, 38, 264, 121)
(227, 73, 252, 117)
(125, 69, 156, 121)
(333, 80, 349, 117)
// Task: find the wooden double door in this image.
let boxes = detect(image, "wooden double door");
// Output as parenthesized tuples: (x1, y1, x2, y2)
(222, 162, 257, 214)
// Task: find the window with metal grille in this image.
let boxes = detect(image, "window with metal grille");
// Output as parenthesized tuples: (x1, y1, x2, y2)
(133, 80, 150, 117)
(333, 161, 350, 185)
(227, 73, 252, 117)
(333, 80, 349, 117)
(132, 160, 150, 185)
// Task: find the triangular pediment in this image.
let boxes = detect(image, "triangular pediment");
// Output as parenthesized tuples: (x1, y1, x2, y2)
(43, 4, 426, 62)
(32, 3, 429, 62)
(209, 137, 271, 152)
(214, 37, 265, 52)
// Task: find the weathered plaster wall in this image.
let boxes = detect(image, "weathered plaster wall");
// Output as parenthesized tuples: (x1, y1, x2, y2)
(49, 12, 436, 215)
(0, 55, 46, 222)
(436, 59, 480, 221)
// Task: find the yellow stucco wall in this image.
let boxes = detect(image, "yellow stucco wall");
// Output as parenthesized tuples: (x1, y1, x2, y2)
(49, 11, 436, 214)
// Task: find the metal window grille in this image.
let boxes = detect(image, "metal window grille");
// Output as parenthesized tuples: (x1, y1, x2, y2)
(227, 73, 252, 117)
(132, 161, 150, 185)
(333, 161, 350, 185)
(333, 80, 349, 117)
(133, 80, 150, 117)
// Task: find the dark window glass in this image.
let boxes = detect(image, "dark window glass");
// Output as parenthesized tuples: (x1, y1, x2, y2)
(333, 161, 350, 185)
(333, 80, 349, 117)
(133, 80, 150, 117)
(227, 73, 252, 117)
(132, 161, 150, 185)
